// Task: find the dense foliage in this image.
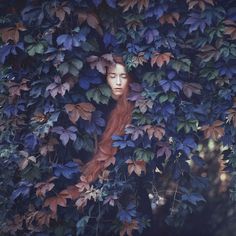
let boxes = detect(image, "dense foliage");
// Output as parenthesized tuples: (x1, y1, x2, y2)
(0, 0, 236, 235)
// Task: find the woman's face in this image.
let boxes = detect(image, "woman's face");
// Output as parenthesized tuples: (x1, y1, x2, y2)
(106, 63, 128, 100)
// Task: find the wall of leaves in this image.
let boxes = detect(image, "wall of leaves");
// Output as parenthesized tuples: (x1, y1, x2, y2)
(0, 0, 236, 235)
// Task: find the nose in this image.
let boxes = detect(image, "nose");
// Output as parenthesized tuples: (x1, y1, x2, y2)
(116, 76, 121, 86)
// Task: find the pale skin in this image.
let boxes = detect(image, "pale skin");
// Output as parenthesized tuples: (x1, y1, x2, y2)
(106, 63, 128, 100)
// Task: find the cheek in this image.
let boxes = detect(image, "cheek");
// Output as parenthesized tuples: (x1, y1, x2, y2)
(121, 79, 128, 89)
(106, 78, 113, 88)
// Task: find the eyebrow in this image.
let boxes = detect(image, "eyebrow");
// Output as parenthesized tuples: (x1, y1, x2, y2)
(108, 73, 127, 75)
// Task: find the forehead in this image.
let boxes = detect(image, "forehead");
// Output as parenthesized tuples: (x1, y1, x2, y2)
(107, 63, 127, 74)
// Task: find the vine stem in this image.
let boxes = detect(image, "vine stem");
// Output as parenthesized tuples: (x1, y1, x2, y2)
(96, 202, 100, 236)
(170, 182, 179, 215)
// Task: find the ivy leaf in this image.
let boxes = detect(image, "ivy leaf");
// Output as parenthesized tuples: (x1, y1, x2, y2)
(143, 125, 165, 140)
(201, 120, 225, 141)
(7, 79, 30, 97)
(224, 20, 236, 40)
(51, 126, 78, 146)
(65, 102, 95, 123)
(79, 69, 102, 90)
(56, 27, 89, 50)
(151, 52, 173, 68)
(186, 0, 214, 11)
(183, 83, 202, 98)
(120, 220, 139, 236)
(117, 203, 137, 223)
(53, 1, 71, 23)
(125, 124, 144, 141)
(53, 161, 80, 179)
(156, 142, 172, 159)
(39, 137, 59, 156)
(143, 71, 164, 86)
(177, 136, 198, 155)
(159, 12, 180, 26)
(35, 177, 57, 198)
(46, 76, 70, 98)
(134, 148, 154, 162)
(128, 83, 143, 101)
(76, 11, 103, 35)
(58, 58, 83, 76)
(170, 58, 191, 73)
(44, 190, 71, 213)
(135, 99, 153, 113)
(185, 12, 212, 33)
(118, 0, 149, 13)
(86, 54, 114, 74)
(11, 181, 32, 200)
(144, 29, 159, 44)
(0, 22, 26, 43)
(112, 135, 135, 149)
(86, 84, 111, 104)
(78, 110, 105, 135)
(126, 159, 147, 176)
(181, 192, 206, 206)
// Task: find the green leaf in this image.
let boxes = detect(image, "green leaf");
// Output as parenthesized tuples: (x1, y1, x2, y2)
(86, 84, 111, 104)
(159, 94, 168, 103)
(170, 58, 191, 73)
(134, 148, 154, 162)
(200, 67, 219, 80)
(143, 71, 164, 86)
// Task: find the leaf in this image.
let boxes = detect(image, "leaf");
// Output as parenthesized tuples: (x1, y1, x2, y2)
(76, 11, 103, 35)
(143, 125, 165, 140)
(131, 52, 147, 66)
(134, 148, 155, 162)
(35, 177, 56, 198)
(39, 137, 59, 156)
(53, 161, 80, 179)
(151, 52, 173, 67)
(46, 76, 70, 98)
(65, 102, 95, 123)
(86, 54, 114, 74)
(143, 71, 165, 86)
(198, 44, 221, 62)
(44, 190, 71, 213)
(135, 99, 153, 113)
(125, 124, 144, 140)
(76, 216, 90, 235)
(7, 79, 30, 97)
(170, 58, 191, 73)
(181, 192, 206, 205)
(183, 83, 202, 98)
(0, 22, 26, 43)
(117, 203, 137, 223)
(118, 0, 149, 13)
(51, 126, 78, 146)
(159, 12, 180, 26)
(126, 159, 146, 176)
(186, 0, 214, 11)
(86, 84, 111, 104)
(156, 142, 172, 159)
(201, 120, 224, 141)
(58, 58, 83, 76)
(224, 20, 236, 40)
(53, 1, 71, 23)
(120, 219, 139, 236)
